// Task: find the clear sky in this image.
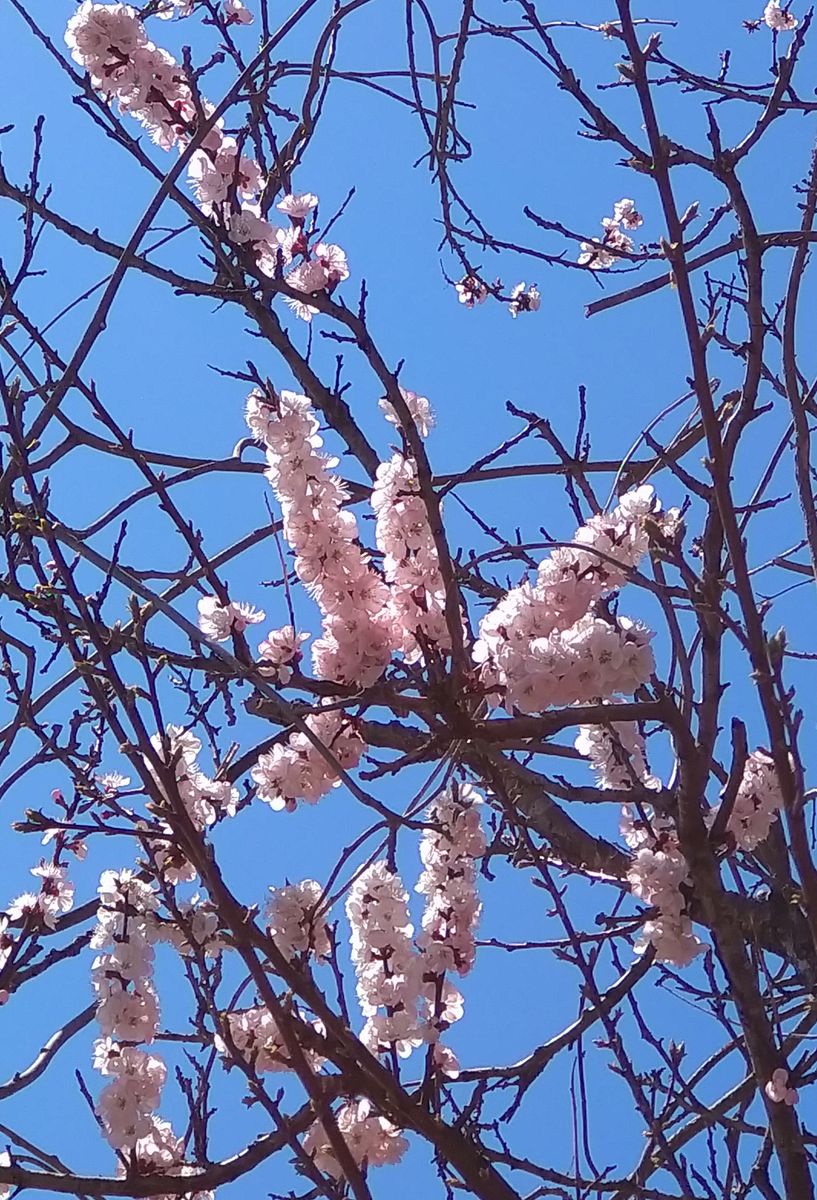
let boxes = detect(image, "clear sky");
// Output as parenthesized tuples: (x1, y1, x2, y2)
(1, 0, 816, 1196)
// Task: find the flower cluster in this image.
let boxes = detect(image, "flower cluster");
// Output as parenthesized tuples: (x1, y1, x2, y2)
(91, 870, 162, 1144)
(574, 714, 700, 966)
(65, 6, 345, 321)
(764, 1, 798, 30)
(474, 486, 663, 713)
(574, 720, 660, 791)
(224, 0, 253, 24)
(147, 726, 239, 882)
(624, 818, 703, 967)
(247, 387, 394, 687)
(578, 198, 643, 269)
(217, 1005, 325, 1073)
(257, 624, 310, 685)
(267, 879, 332, 959)
(456, 275, 489, 307)
(415, 785, 485, 1068)
(372, 454, 451, 662)
(378, 387, 435, 439)
(303, 1098, 408, 1178)
(6, 861, 74, 930)
(346, 862, 423, 1058)
(508, 282, 541, 318)
(117, 1121, 214, 1200)
(720, 750, 784, 851)
(251, 708, 365, 811)
(766, 1067, 798, 1105)
(197, 596, 264, 642)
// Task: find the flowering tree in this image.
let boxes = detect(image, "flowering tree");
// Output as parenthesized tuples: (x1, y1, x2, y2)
(1, 0, 817, 1197)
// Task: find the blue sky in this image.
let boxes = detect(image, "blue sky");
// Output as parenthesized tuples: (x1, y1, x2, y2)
(1, 0, 816, 1196)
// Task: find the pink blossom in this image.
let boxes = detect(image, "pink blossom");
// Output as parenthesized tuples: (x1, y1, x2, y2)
(765, 1067, 798, 1104)
(224, 0, 253, 23)
(251, 708, 365, 810)
(257, 624, 309, 683)
(276, 192, 319, 220)
(764, 1, 798, 30)
(372, 453, 453, 663)
(508, 282, 541, 318)
(197, 595, 265, 641)
(249, 387, 395, 686)
(379, 387, 435, 438)
(267, 879, 331, 959)
(304, 1098, 408, 1177)
(613, 198, 643, 229)
(456, 275, 488, 307)
(575, 720, 660, 791)
(347, 862, 424, 1058)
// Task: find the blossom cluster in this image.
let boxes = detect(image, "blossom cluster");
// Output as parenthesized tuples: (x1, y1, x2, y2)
(574, 720, 660, 791)
(303, 1098, 408, 1178)
(258, 624, 310, 685)
(251, 708, 365, 811)
(763, 1, 798, 30)
(91, 870, 162, 1144)
(217, 1004, 325, 1073)
(508, 281, 541, 318)
(347, 862, 424, 1058)
(267, 879, 332, 959)
(147, 725, 239, 882)
(378, 387, 435, 439)
(65, 5, 346, 322)
(455, 275, 489, 307)
(91, 871, 213, 1196)
(197, 596, 264, 642)
(6, 861, 74, 930)
(474, 486, 663, 713)
(345, 786, 484, 1074)
(624, 818, 704, 967)
(575, 717, 701, 966)
(717, 750, 784, 851)
(766, 1067, 798, 1105)
(372, 453, 451, 662)
(578, 197, 643, 270)
(415, 785, 485, 1066)
(247, 387, 394, 687)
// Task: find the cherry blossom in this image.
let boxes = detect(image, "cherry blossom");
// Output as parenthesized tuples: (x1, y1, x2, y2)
(145, 725, 238, 879)
(416, 785, 484, 1056)
(65, 6, 342, 323)
(372, 453, 452, 662)
(456, 275, 488, 306)
(764, 1, 798, 30)
(575, 720, 660, 791)
(578, 200, 643, 269)
(475, 486, 665, 712)
(276, 192, 319, 220)
(624, 816, 703, 967)
(612, 198, 643, 230)
(97, 771, 131, 792)
(267, 879, 331, 959)
(765, 1067, 799, 1104)
(30, 862, 75, 927)
(303, 1098, 408, 1177)
(257, 624, 309, 684)
(216, 1005, 326, 1073)
(714, 749, 784, 850)
(347, 862, 423, 1058)
(224, 0, 252, 24)
(248, 386, 395, 686)
(251, 708, 365, 810)
(378, 387, 435, 439)
(197, 595, 265, 642)
(508, 282, 541, 318)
